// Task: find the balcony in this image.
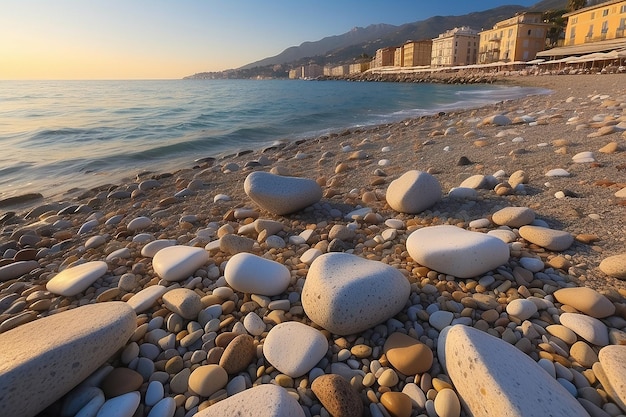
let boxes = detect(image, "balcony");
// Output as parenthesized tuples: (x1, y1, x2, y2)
(617, 27, 625, 38)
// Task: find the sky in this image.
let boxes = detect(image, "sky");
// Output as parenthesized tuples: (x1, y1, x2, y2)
(1, 0, 540, 80)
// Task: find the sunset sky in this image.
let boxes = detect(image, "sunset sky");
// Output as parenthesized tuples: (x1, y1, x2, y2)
(1, 0, 539, 80)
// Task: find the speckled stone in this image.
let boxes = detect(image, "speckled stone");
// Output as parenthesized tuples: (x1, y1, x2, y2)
(219, 334, 256, 375)
(161, 288, 203, 320)
(553, 287, 615, 318)
(596, 345, 626, 412)
(312, 374, 363, 417)
(599, 253, 626, 279)
(439, 324, 589, 417)
(0, 302, 136, 417)
(302, 253, 410, 335)
(193, 384, 305, 417)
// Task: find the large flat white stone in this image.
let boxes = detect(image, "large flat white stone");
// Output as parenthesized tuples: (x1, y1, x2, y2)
(559, 312, 609, 346)
(126, 285, 169, 313)
(406, 225, 509, 278)
(152, 246, 209, 282)
(193, 384, 305, 417)
(301, 253, 410, 335)
(0, 302, 136, 417)
(224, 252, 291, 296)
(244, 171, 322, 215)
(263, 322, 328, 378)
(439, 324, 590, 417)
(597, 345, 626, 412)
(46, 261, 108, 296)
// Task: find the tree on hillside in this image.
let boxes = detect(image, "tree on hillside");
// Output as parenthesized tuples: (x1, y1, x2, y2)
(568, 0, 586, 11)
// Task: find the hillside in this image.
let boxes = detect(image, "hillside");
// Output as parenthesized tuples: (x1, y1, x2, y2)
(185, 0, 567, 79)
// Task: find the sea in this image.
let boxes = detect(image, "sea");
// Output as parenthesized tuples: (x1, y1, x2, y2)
(0, 79, 549, 201)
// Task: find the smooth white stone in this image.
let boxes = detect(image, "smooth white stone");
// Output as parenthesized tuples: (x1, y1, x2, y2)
(519, 225, 574, 251)
(301, 253, 410, 335)
(506, 299, 538, 320)
(243, 312, 266, 336)
(126, 285, 169, 313)
(226, 375, 247, 396)
(545, 168, 571, 177)
(519, 257, 544, 272)
(127, 216, 152, 232)
(152, 246, 208, 282)
(572, 151, 595, 163)
(106, 247, 130, 261)
(0, 303, 136, 417)
(597, 345, 626, 411)
(214, 194, 231, 202)
(96, 391, 140, 417)
(439, 325, 589, 417)
(384, 219, 405, 229)
(244, 171, 322, 215)
(560, 312, 609, 346)
(224, 252, 290, 296)
(402, 383, 427, 409)
(85, 235, 106, 249)
(192, 384, 305, 417)
(46, 261, 108, 296)
(300, 248, 322, 265)
(469, 218, 491, 229)
(386, 170, 441, 214)
(448, 187, 478, 199)
(141, 239, 176, 258)
(406, 225, 509, 279)
(263, 321, 328, 378)
(0, 260, 40, 282)
(132, 233, 153, 243)
(345, 207, 372, 220)
(487, 229, 517, 243)
(78, 219, 99, 235)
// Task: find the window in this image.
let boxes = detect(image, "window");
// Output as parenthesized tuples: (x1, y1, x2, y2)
(570, 26, 576, 39)
(602, 20, 609, 33)
(509, 29, 513, 37)
(571, 17, 578, 24)
(603, 9, 609, 17)
(528, 29, 532, 36)
(622, 5, 626, 13)
(591, 12, 595, 19)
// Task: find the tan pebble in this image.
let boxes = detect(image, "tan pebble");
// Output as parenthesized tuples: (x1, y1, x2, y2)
(546, 325, 577, 345)
(159, 197, 178, 206)
(383, 332, 433, 375)
(547, 256, 571, 270)
(380, 391, 412, 417)
(215, 332, 238, 348)
(599, 142, 619, 153)
(362, 191, 378, 203)
(351, 344, 372, 359)
(552, 139, 569, 147)
(378, 368, 399, 387)
(432, 378, 453, 391)
(275, 374, 294, 388)
(473, 140, 488, 147)
(101, 367, 143, 398)
(553, 287, 615, 318)
(575, 234, 599, 244)
(311, 374, 363, 417)
(570, 341, 598, 367)
(370, 177, 386, 186)
(189, 364, 228, 397)
(363, 373, 376, 387)
(165, 356, 184, 374)
(554, 146, 568, 154)
(219, 334, 255, 374)
(434, 388, 461, 417)
(335, 163, 349, 174)
(29, 299, 52, 311)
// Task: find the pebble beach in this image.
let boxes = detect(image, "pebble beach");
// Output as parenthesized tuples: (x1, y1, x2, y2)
(0, 73, 626, 417)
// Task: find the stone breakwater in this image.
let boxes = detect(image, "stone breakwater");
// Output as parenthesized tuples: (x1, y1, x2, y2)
(320, 71, 501, 84)
(0, 74, 625, 417)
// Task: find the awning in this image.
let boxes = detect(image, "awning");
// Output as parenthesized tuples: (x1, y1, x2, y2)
(537, 38, 626, 58)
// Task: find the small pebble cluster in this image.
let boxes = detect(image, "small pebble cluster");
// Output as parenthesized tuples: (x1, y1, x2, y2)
(0, 74, 626, 417)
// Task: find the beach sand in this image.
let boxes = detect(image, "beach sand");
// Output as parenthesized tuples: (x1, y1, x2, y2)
(1, 73, 625, 417)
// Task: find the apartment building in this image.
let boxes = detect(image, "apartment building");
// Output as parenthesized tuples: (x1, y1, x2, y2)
(563, 0, 626, 45)
(331, 65, 351, 76)
(349, 62, 370, 74)
(431, 27, 479, 67)
(403, 40, 433, 66)
(394, 46, 404, 67)
(478, 12, 551, 63)
(374, 47, 396, 67)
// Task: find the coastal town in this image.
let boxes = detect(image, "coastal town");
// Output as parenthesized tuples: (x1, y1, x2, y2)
(290, 0, 626, 79)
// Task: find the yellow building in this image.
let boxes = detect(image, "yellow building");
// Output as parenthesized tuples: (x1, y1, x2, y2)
(374, 47, 396, 67)
(403, 40, 433, 66)
(564, 0, 626, 45)
(349, 62, 370, 74)
(432, 27, 479, 67)
(394, 46, 404, 67)
(478, 12, 551, 63)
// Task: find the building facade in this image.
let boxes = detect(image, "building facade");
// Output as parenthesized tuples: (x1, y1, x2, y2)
(394, 46, 404, 67)
(564, 0, 626, 45)
(431, 27, 479, 67)
(374, 47, 396, 67)
(403, 40, 433, 66)
(478, 12, 551, 63)
(349, 62, 370, 74)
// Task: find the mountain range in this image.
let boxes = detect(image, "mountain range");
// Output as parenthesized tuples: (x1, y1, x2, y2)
(186, 0, 567, 78)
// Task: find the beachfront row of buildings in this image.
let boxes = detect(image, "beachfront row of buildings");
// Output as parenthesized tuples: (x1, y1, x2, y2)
(289, 0, 626, 79)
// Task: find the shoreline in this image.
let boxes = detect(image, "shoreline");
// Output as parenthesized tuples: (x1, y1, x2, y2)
(1, 72, 626, 417)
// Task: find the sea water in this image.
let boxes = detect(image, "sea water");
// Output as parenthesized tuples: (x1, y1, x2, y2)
(0, 79, 548, 200)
